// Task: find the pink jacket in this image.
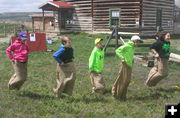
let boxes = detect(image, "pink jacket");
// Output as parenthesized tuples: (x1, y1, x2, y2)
(6, 40, 29, 62)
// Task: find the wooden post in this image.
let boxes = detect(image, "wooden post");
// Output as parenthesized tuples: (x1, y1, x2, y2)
(4, 23, 6, 37)
(58, 10, 61, 34)
(13, 25, 16, 35)
(170, 53, 180, 60)
(42, 10, 45, 32)
(115, 26, 118, 49)
(104, 28, 115, 51)
(32, 17, 34, 32)
(53, 11, 56, 30)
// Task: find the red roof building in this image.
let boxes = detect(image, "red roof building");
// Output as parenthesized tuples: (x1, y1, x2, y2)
(39, 1, 74, 9)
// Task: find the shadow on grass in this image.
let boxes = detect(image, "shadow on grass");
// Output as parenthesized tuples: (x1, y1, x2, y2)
(18, 91, 54, 100)
(155, 87, 180, 93)
(78, 94, 109, 104)
(128, 88, 180, 101)
(103, 88, 112, 95)
(17, 91, 109, 103)
(79, 88, 112, 103)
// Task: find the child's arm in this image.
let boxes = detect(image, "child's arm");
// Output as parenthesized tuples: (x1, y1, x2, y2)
(150, 41, 159, 58)
(6, 44, 15, 61)
(72, 48, 75, 59)
(89, 51, 96, 71)
(151, 49, 159, 58)
(53, 48, 64, 63)
(115, 45, 126, 60)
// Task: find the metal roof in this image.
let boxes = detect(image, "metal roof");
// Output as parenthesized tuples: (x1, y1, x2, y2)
(39, 1, 74, 9)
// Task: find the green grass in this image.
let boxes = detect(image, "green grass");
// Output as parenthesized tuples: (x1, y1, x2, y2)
(0, 35, 6, 38)
(0, 32, 180, 118)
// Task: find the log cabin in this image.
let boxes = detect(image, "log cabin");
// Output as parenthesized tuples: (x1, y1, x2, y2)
(37, 0, 175, 36)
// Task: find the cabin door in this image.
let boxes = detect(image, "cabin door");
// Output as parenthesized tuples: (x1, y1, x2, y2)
(61, 11, 67, 29)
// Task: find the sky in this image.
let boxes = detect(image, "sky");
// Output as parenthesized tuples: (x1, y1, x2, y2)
(0, 0, 48, 13)
(0, 0, 179, 13)
(176, 0, 180, 7)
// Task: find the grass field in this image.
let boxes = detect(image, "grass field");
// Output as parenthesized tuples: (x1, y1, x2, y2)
(0, 32, 180, 118)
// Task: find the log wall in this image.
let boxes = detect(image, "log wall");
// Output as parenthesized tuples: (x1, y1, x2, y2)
(63, 0, 142, 32)
(63, 0, 93, 31)
(141, 0, 175, 35)
(54, 0, 175, 35)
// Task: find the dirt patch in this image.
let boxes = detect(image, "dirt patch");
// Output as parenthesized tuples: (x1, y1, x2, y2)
(0, 35, 12, 44)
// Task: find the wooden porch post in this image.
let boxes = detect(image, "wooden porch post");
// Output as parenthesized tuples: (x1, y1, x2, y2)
(58, 10, 61, 34)
(53, 11, 56, 30)
(42, 10, 45, 32)
(32, 17, 34, 32)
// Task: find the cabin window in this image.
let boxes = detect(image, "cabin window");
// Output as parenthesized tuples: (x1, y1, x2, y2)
(156, 8, 162, 30)
(66, 12, 76, 25)
(109, 8, 121, 27)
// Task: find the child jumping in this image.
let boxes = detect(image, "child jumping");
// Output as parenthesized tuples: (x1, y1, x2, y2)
(145, 31, 170, 87)
(53, 36, 76, 98)
(6, 32, 29, 90)
(112, 35, 142, 100)
(89, 38, 105, 94)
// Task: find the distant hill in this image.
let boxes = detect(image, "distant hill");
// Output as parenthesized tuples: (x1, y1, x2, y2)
(0, 12, 42, 22)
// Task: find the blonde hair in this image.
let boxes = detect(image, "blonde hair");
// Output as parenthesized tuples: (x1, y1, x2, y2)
(61, 36, 71, 45)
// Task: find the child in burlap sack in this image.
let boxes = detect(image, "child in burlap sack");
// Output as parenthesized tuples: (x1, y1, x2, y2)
(145, 31, 170, 87)
(53, 36, 76, 98)
(89, 38, 105, 94)
(6, 32, 29, 90)
(112, 35, 143, 101)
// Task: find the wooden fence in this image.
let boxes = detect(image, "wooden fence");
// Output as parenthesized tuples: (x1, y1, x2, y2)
(0, 23, 23, 37)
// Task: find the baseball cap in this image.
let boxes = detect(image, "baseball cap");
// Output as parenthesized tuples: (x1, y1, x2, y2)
(131, 35, 143, 43)
(18, 32, 28, 40)
(95, 38, 103, 45)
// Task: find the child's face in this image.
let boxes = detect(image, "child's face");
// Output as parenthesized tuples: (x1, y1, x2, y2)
(96, 41, 103, 49)
(19, 39, 26, 43)
(21, 40, 27, 43)
(164, 33, 170, 42)
(134, 40, 139, 47)
(64, 39, 71, 47)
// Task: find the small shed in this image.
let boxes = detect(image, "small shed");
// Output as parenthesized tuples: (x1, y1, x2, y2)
(38, 0, 175, 36)
(38, 1, 74, 33)
(30, 14, 55, 32)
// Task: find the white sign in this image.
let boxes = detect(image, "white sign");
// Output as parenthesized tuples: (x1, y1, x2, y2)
(30, 33, 36, 42)
(112, 11, 119, 18)
(136, 18, 139, 25)
(142, 21, 144, 27)
(168, 21, 173, 27)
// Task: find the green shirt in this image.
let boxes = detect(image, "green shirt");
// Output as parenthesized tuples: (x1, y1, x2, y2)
(89, 47, 104, 72)
(115, 40, 135, 68)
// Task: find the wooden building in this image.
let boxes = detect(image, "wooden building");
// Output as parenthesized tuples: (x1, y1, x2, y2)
(39, 0, 175, 36)
(30, 14, 55, 32)
(174, 5, 180, 34)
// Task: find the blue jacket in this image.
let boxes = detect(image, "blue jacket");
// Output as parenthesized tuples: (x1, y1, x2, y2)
(53, 45, 74, 63)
